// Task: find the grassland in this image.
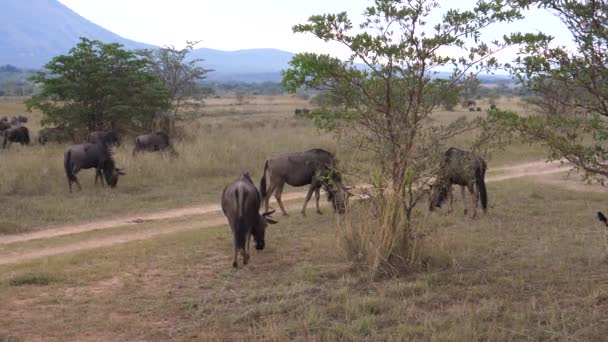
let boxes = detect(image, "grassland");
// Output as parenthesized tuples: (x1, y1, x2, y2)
(1, 95, 607, 340)
(1, 180, 607, 340)
(0, 96, 544, 234)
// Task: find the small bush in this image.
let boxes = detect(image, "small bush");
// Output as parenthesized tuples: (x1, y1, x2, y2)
(338, 190, 432, 277)
(9, 273, 57, 286)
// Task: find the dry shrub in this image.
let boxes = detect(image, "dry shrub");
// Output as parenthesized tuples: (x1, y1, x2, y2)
(338, 190, 433, 277)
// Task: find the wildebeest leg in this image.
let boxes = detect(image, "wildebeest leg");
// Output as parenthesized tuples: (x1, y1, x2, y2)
(95, 168, 106, 187)
(315, 187, 322, 215)
(275, 183, 289, 216)
(233, 243, 238, 268)
(460, 186, 467, 215)
(447, 185, 454, 213)
(469, 185, 477, 218)
(301, 184, 317, 216)
(242, 232, 250, 265)
(264, 182, 278, 213)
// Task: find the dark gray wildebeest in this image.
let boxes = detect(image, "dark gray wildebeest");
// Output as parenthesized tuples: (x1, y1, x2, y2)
(2, 126, 30, 148)
(429, 147, 488, 218)
(0, 119, 10, 132)
(87, 130, 121, 147)
(9, 115, 27, 126)
(221, 171, 278, 268)
(132, 131, 177, 156)
(64, 143, 125, 192)
(260, 148, 350, 216)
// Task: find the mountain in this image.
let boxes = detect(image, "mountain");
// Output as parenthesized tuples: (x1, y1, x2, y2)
(0, 0, 154, 68)
(190, 48, 294, 83)
(0, 0, 294, 82)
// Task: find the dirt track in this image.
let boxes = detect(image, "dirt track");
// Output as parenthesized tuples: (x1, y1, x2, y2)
(0, 160, 573, 265)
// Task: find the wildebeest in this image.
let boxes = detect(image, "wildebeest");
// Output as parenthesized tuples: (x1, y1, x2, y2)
(597, 212, 607, 226)
(260, 148, 350, 216)
(468, 107, 475, 112)
(132, 131, 177, 156)
(2, 126, 30, 148)
(221, 171, 278, 267)
(490, 104, 497, 110)
(64, 143, 126, 192)
(466, 100, 477, 107)
(0, 119, 10, 132)
(294, 108, 311, 116)
(429, 147, 488, 218)
(87, 130, 121, 147)
(9, 115, 27, 126)
(476, 107, 482, 112)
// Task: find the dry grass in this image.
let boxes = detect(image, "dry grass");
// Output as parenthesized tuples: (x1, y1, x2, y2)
(0, 180, 607, 340)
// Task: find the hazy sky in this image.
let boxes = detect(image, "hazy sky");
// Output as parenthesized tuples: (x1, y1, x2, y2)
(57, 0, 572, 60)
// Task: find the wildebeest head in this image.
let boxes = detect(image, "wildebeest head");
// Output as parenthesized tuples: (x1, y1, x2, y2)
(103, 160, 126, 188)
(428, 181, 449, 211)
(325, 182, 351, 214)
(104, 131, 121, 147)
(253, 209, 278, 250)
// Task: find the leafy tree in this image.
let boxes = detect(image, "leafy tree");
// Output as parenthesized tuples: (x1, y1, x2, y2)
(461, 73, 481, 102)
(26, 37, 170, 133)
(282, 0, 524, 273)
(504, 0, 608, 180)
(137, 41, 209, 132)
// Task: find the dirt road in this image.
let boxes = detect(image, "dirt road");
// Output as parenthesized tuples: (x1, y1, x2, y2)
(0, 159, 573, 265)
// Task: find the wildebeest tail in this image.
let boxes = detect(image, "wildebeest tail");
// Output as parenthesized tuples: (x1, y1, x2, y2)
(235, 188, 248, 250)
(260, 160, 269, 199)
(64, 150, 75, 181)
(22, 127, 30, 145)
(476, 161, 488, 211)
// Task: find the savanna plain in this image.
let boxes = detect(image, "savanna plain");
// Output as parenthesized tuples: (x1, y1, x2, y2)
(1, 96, 607, 341)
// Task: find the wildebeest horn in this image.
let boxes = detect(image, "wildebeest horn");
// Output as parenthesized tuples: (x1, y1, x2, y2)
(262, 209, 276, 217)
(117, 168, 126, 175)
(266, 217, 278, 225)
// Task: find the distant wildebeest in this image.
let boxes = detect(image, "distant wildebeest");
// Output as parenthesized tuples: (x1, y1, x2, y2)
(260, 148, 350, 216)
(87, 130, 121, 147)
(0, 119, 10, 132)
(466, 100, 476, 107)
(9, 115, 27, 126)
(294, 108, 311, 116)
(476, 107, 482, 112)
(597, 212, 607, 226)
(0, 116, 7, 122)
(469, 107, 475, 112)
(221, 171, 278, 268)
(38, 126, 72, 145)
(132, 131, 177, 156)
(429, 147, 488, 218)
(2, 126, 30, 148)
(490, 104, 497, 110)
(64, 143, 126, 192)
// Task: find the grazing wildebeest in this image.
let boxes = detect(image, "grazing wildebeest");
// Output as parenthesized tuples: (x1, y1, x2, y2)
(2, 126, 30, 148)
(64, 143, 125, 192)
(221, 171, 278, 267)
(476, 107, 482, 112)
(490, 104, 497, 110)
(260, 148, 350, 216)
(0, 120, 10, 132)
(9, 115, 27, 126)
(466, 100, 477, 107)
(132, 131, 177, 155)
(469, 107, 476, 112)
(87, 130, 121, 147)
(429, 147, 488, 218)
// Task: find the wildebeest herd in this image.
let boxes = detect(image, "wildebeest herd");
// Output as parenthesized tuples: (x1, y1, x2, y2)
(2, 113, 492, 268)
